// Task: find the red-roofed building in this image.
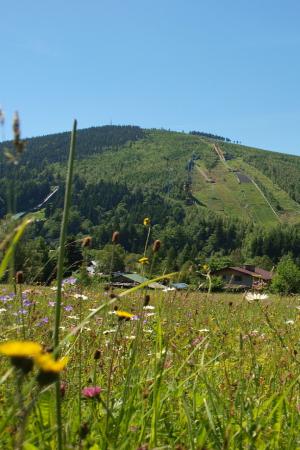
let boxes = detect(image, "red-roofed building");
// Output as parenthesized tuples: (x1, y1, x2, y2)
(213, 265, 273, 289)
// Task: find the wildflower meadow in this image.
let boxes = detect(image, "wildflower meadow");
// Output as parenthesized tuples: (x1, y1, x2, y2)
(1, 284, 300, 449)
(1, 119, 300, 450)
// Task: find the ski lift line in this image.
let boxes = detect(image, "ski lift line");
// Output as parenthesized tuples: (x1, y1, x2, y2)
(33, 186, 59, 211)
(212, 143, 230, 171)
(250, 178, 280, 221)
(12, 186, 59, 220)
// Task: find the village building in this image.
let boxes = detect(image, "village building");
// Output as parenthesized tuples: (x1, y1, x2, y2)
(111, 272, 165, 289)
(213, 265, 273, 290)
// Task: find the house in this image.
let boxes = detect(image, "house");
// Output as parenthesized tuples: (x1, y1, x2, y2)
(87, 260, 98, 276)
(171, 282, 189, 290)
(111, 272, 165, 290)
(213, 265, 273, 290)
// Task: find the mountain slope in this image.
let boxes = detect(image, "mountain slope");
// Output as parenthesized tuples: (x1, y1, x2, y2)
(192, 143, 300, 226)
(3, 125, 300, 278)
(1, 126, 300, 228)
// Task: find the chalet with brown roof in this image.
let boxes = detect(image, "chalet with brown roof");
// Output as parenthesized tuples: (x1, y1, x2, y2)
(213, 265, 273, 289)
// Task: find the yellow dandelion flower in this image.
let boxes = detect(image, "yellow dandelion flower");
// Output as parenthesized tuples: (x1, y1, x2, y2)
(143, 217, 151, 226)
(138, 256, 149, 265)
(202, 264, 210, 272)
(35, 353, 68, 386)
(115, 310, 134, 320)
(0, 341, 43, 357)
(35, 353, 68, 373)
(0, 340, 43, 374)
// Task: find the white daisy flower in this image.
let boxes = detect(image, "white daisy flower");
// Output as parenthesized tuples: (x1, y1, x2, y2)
(51, 286, 64, 292)
(245, 292, 269, 302)
(73, 294, 88, 300)
(162, 287, 175, 292)
(103, 329, 116, 335)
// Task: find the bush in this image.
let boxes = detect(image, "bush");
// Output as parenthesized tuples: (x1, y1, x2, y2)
(271, 255, 300, 294)
(200, 275, 224, 292)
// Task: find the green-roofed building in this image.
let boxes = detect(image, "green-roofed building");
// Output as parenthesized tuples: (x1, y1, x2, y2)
(112, 272, 164, 290)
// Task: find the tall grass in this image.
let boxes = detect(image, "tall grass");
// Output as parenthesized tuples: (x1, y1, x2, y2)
(1, 280, 300, 447)
(53, 119, 77, 450)
(2, 118, 300, 449)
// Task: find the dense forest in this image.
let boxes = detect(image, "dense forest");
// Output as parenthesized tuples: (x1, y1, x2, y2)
(189, 130, 232, 142)
(1, 125, 300, 284)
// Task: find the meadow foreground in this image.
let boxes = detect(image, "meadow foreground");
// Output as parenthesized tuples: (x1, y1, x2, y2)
(0, 286, 300, 449)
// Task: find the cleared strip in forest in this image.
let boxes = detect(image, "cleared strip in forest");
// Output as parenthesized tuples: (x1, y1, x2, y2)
(212, 142, 280, 221)
(250, 177, 280, 220)
(213, 143, 226, 163)
(196, 165, 215, 183)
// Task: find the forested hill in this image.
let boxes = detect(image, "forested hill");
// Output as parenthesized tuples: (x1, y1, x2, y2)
(1, 125, 300, 281)
(0, 125, 144, 168)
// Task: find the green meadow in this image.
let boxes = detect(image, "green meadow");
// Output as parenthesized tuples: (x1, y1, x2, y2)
(1, 285, 300, 449)
(2, 122, 300, 450)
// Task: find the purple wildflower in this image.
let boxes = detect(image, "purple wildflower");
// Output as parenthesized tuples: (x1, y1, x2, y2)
(23, 300, 33, 307)
(0, 295, 13, 303)
(82, 386, 102, 398)
(13, 309, 28, 316)
(64, 305, 73, 312)
(36, 317, 49, 327)
(62, 277, 77, 286)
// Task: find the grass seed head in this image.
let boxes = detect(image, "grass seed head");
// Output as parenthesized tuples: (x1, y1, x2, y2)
(152, 239, 161, 253)
(12, 111, 20, 141)
(16, 271, 24, 284)
(143, 294, 150, 306)
(93, 349, 101, 360)
(0, 107, 5, 126)
(82, 236, 92, 248)
(112, 231, 120, 243)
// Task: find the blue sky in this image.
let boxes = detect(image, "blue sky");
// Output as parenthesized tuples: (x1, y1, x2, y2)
(1, 0, 300, 154)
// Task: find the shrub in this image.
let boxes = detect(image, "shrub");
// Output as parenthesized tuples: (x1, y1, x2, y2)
(271, 255, 300, 294)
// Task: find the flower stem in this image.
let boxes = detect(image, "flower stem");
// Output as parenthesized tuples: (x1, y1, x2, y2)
(53, 120, 77, 450)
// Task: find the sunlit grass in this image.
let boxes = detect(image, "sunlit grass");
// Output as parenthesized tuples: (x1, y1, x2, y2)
(1, 287, 300, 448)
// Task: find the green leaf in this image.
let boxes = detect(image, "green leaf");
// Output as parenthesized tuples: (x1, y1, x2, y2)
(0, 218, 33, 280)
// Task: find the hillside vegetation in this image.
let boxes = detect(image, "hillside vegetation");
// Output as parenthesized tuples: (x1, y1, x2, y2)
(1, 125, 300, 282)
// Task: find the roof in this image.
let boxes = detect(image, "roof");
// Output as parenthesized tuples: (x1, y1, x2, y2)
(215, 266, 273, 281)
(172, 283, 189, 290)
(113, 273, 148, 283)
(148, 282, 165, 290)
(230, 266, 262, 278)
(254, 267, 273, 280)
(112, 272, 164, 289)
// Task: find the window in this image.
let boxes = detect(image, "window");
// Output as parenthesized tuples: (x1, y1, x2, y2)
(234, 275, 242, 282)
